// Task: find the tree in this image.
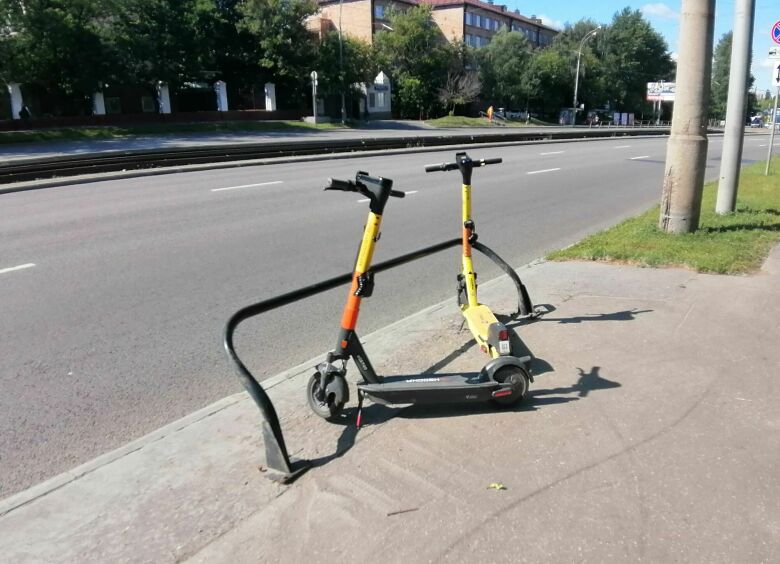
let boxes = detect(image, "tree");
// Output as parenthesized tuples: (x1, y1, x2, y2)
(315, 32, 376, 97)
(238, 0, 318, 105)
(0, 0, 117, 114)
(600, 8, 674, 113)
(710, 31, 756, 120)
(374, 5, 454, 118)
(438, 70, 480, 115)
(111, 0, 219, 91)
(477, 30, 533, 110)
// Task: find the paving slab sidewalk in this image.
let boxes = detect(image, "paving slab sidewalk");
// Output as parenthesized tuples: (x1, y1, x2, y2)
(1, 247, 778, 563)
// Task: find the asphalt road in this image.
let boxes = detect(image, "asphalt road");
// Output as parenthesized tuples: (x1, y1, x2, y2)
(0, 133, 775, 498)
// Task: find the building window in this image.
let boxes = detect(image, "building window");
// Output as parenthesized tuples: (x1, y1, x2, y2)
(465, 12, 473, 26)
(369, 93, 376, 108)
(474, 14, 481, 27)
(376, 92, 386, 107)
(374, 4, 384, 19)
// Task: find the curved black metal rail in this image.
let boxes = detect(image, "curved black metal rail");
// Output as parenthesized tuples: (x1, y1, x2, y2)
(472, 241, 535, 317)
(223, 237, 461, 483)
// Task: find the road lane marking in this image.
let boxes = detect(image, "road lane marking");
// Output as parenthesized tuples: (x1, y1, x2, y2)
(540, 151, 564, 155)
(615, 145, 632, 149)
(0, 263, 36, 275)
(630, 155, 650, 160)
(406, 190, 418, 195)
(759, 144, 767, 147)
(527, 168, 561, 175)
(357, 198, 370, 203)
(211, 181, 283, 192)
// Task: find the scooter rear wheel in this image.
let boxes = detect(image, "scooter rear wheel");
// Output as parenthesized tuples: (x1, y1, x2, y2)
(307, 372, 346, 420)
(491, 365, 530, 406)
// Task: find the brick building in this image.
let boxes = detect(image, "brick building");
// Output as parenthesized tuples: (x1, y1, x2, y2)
(426, 0, 557, 48)
(310, 0, 417, 44)
(310, 0, 558, 47)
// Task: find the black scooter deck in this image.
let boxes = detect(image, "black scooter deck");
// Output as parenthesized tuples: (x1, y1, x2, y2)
(358, 372, 499, 405)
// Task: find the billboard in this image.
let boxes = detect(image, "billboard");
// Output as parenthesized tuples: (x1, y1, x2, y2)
(647, 82, 676, 102)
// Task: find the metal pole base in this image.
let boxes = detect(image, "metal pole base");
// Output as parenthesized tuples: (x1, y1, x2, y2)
(261, 422, 311, 484)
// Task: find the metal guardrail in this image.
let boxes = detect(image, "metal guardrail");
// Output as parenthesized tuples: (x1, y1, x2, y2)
(0, 128, 673, 186)
(223, 237, 462, 482)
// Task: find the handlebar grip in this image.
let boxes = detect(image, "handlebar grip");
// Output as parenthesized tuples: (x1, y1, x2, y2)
(424, 162, 458, 173)
(480, 158, 503, 166)
(325, 178, 355, 191)
(390, 190, 405, 198)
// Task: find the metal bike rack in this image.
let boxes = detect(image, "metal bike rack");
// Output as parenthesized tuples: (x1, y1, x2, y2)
(223, 237, 535, 483)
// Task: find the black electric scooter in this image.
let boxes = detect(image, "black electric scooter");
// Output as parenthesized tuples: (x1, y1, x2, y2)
(307, 171, 532, 424)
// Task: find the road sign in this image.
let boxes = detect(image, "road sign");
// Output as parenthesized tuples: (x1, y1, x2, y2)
(773, 62, 780, 88)
(773, 20, 780, 44)
(646, 82, 676, 102)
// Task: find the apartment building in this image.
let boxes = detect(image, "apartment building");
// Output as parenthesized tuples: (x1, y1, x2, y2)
(310, 0, 417, 44)
(310, 0, 557, 47)
(426, 0, 557, 48)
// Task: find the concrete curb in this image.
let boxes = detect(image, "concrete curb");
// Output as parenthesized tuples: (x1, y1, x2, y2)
(0, 258, 542, 516)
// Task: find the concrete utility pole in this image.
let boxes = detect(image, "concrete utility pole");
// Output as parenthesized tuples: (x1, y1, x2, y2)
(716, 0, 756, 214)
(659, 0, 716, 234)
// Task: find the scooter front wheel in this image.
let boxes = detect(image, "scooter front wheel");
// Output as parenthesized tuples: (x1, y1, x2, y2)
(491, 364, 530, 406)
(307, 372, 346, 420)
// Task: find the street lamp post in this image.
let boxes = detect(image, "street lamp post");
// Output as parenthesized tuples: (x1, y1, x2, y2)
(338, 0, 346, 124)
(572, 26, 601, 126)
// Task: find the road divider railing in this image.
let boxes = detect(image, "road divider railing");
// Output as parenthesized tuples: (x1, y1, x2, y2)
(0, 127, 675, 186)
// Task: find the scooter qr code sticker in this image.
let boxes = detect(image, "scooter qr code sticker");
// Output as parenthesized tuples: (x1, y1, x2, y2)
(499, 341, 511, 355)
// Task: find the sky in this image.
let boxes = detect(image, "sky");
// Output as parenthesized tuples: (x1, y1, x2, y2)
(505, 1, 779, 95)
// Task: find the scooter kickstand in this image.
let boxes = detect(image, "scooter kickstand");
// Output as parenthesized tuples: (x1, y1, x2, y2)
(356, 389, 365, 429)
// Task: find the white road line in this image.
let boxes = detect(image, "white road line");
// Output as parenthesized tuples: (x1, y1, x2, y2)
(630, 155, 650, 160)
(0, 263, 36, 275)
(357, 198, 370, 203)
(527, 168, 561, 175)
(406, 190, 418, 195)
(540, 151, 564, 155)
(211, 181, 283, 192)
(759, 144, 767, 147)
(615, 145, 632, 149)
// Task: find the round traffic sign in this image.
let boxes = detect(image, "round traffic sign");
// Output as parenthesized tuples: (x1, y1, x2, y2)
(773, 20, 780, 45)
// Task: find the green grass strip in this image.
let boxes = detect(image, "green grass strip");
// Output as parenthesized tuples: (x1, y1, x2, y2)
(548, 157, 780, 274)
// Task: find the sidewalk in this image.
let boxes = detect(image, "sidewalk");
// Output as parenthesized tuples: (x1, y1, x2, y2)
(2, 246, 778, 563)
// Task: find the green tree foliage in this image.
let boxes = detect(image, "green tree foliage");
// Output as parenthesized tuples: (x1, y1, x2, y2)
(238, 0, 318, 102)
(315, 32, 376, 97)
(374, 5, 455, 118)
(111, 0, 218, 89)
(600, 8, 673, 112)
(477, 30, 533, 110)
(710, 31, 756, 120)
(0, 0, 116, 112)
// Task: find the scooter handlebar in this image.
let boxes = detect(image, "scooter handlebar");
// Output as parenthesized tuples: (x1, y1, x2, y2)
(424, 157, 502, 172)
(424, 162, 459, 173)
(324, 178, 357, 192)
(390, 190, 406, 198)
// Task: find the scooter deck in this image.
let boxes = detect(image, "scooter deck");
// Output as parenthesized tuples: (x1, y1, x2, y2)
(462, 304, 499, 340)
(358, 372, 499, 405)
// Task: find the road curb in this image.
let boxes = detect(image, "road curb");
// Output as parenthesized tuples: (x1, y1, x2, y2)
(0, 258, 542, 516)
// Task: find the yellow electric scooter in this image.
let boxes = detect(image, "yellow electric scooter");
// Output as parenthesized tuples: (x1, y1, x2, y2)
(425, 152, 539, 360)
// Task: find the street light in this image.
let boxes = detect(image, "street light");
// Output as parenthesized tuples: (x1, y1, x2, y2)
(572, 26, 601, 126)
(338, 0, 346, 124)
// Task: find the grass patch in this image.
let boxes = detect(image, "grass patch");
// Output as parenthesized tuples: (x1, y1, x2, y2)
(427, 115, 553, 128)
(548, 158, 780, 274)
(0, 120, 350, 145)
